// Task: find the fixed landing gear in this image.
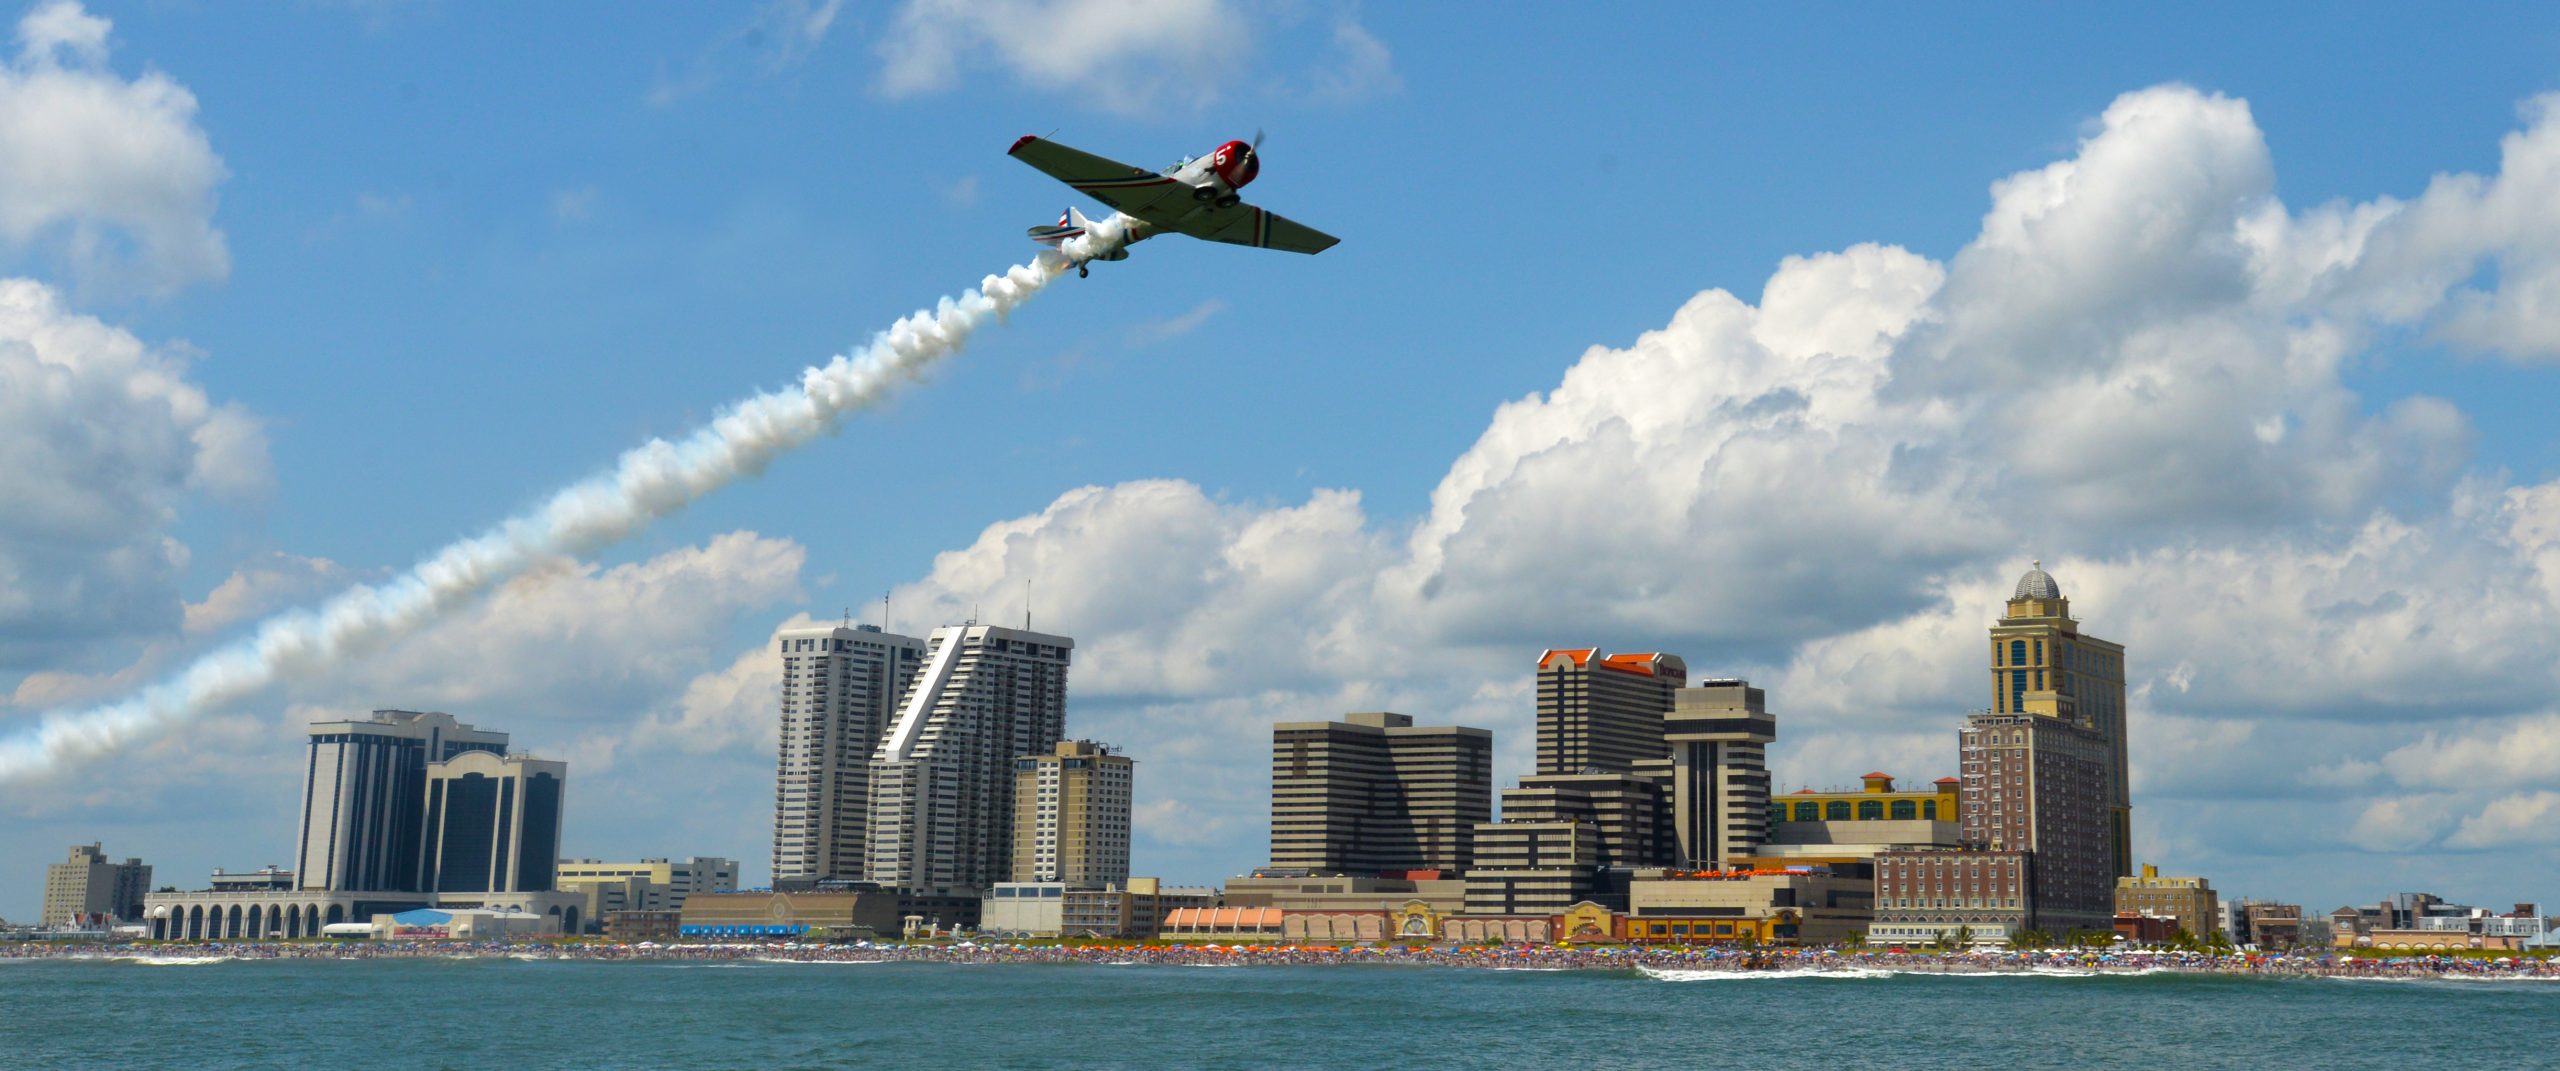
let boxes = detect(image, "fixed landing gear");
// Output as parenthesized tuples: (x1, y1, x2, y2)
(1215, 194, 1241, 208)
(1192, 186, 1218, 202)
(1077, 263, 1089, 278)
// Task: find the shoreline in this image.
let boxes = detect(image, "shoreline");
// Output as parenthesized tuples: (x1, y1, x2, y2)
(5, 942, 2554, 981)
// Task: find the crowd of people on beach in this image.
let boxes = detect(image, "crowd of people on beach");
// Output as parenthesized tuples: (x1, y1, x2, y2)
(4, 937, 2554, 980)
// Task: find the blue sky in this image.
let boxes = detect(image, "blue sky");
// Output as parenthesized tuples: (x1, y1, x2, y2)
(6, 1, 2560, 921)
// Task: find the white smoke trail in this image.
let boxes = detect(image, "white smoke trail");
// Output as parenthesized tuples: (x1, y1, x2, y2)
(0, 259, 1062, 782)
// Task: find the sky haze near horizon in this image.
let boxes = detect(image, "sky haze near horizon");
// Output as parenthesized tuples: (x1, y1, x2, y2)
(5, 0, 2560, 921)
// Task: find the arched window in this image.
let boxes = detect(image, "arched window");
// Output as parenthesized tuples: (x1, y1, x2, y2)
(1826, 801, 1851, 821)
(1794, 802, 1820, 822)
(1858, 800, 1884, 821)
(1891, 800, 1917, 820)
(2009, 639, 2026, 666)
(1922, 801, 1938, 820)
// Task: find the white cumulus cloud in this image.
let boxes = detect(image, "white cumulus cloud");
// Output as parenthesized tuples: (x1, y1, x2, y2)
(0, 0, 228, 293)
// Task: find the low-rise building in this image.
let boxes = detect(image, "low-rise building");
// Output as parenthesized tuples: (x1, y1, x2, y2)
(677, 890, 901, 941)
(207, 867, 293, 893)
(2114, 864, 2218, 942)
(556, 857, 740, 931)
(1159, 906, 1284, 942)
(1868, 849, 2032, 946)
(371, 907, 554, 940)
(2234, 900, 2302, 949)
(1224, 871, 1468, 915)
(985, 878, 1226, 938)
(2113, 912, 2176, 945)
(603, 910, 682, 943)
(1625, 867, 1873, 945)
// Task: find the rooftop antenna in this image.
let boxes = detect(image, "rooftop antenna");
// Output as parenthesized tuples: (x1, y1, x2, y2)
(1025, 579, 1033, 631)
(881, 591, 890, 632)
(841, 606, 851, 628)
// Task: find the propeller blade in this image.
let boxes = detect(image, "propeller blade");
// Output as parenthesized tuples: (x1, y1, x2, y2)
(1252, 127, 1265, 150)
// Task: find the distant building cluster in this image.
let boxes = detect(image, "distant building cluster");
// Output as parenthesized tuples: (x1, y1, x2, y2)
(23, 565, 2556, 952)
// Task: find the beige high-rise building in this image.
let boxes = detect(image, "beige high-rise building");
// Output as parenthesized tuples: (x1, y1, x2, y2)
(41, 843, 151, 927)
(1991, 563, 2130, 878)
(1664, 679, 1775, 868)
(1269, 712, 1493, 874)
(772, 624, 928, 884)
(2116, 864, 2219, 941)
(1013, 740, 1133, 884)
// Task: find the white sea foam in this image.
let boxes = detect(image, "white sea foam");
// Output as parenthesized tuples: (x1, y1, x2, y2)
(1638, 965, 1893, 981)
(113, 955, 229, 966)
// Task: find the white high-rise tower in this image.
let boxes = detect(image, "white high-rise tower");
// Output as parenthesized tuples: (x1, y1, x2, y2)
(866, 623, 1074, 897)
(771, 624, 928, 884)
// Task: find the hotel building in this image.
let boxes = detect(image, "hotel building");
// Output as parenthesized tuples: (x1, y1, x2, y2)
(865, 623, 1074, 904)
(41, 844, 150, 927)
(1013, 740, 1134, 884)
(1268, 712, 1493, 874)
(1991, 563, 2130, 877)
(771, 623, 928, 884)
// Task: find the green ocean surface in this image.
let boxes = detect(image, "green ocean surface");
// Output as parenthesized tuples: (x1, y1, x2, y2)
(3, 956, 2554, 1069)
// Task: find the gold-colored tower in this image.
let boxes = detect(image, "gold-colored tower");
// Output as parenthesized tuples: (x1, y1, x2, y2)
(1989, 562, 2131, 879)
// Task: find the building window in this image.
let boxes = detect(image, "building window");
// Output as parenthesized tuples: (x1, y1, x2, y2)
(1826, 801, 1851, 821)
(1891, 800, 1916, 820)
(1858, 801, 1884, 821)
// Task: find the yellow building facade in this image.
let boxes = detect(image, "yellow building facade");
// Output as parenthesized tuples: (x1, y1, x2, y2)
(1991, 563, 2132, 879)
(1775, 772, 1959, 824)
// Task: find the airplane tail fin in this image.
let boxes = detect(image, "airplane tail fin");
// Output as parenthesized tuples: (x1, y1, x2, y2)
(1026, 206, 1086, 248)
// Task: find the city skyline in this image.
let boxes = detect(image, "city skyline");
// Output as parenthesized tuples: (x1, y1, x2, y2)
(11, 1, 2560, 921)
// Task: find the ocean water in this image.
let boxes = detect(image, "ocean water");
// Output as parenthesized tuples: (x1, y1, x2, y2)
(3, 958, 2555, 1070)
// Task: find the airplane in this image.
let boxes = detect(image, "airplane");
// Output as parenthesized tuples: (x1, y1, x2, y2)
(1008, 132, 1340, 276)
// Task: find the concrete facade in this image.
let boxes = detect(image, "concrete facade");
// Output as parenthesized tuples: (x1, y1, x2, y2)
(771, 624, 927, 884)
(1013, 740, 1133, 884)
(2114, 864, 2219, 942)
(422, 750, 566, 895)
(557, 857, 740, 925)
(865, 623, 1074, 904)
(296, 710, 507, 893)
(41, 843, 150, 927)
(1663, 680, 1774, 869)
(1268, 713, 1493, 875)
(1961, 710, 2113, 930)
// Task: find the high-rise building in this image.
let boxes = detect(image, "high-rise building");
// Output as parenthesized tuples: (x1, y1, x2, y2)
(422, 750, 567, 895)
(1533, 649, 1685, 775)
(1013, 740, 1134, 884)
(866, 624, 1074, 900)
(1991, 563, 2130, 877)
(772, 624, 928, 884)
(1268, 712, 1495, 875)
(1663, 679, 1775, 868)
(296, 710, 508, 892)
(40, 844, 150, 927)
(1960, 710, 2113, 930)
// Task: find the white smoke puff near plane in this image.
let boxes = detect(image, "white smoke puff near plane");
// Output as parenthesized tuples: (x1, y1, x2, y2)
(1009, 132, 1340, 277)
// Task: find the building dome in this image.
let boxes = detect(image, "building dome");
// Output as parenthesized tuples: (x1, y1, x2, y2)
(2013, 560, 2061, 601)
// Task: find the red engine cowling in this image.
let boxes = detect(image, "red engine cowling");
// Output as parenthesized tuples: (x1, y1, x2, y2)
(1208, 139, 1259, 188)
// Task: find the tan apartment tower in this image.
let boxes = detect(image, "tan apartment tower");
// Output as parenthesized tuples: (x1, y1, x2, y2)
(1664, 679, 1776, 868)
(1991, 563, 2130, 878)
(41, 844, 151, 927)
(1269, 712, 1494, 874)
(771, 624, 928, 884)
(1013, 740, 1133, 884)
(1533, 648, 1685, 775)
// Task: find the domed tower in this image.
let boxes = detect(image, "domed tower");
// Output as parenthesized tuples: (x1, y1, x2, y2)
(1988, 561, 2131, 879)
